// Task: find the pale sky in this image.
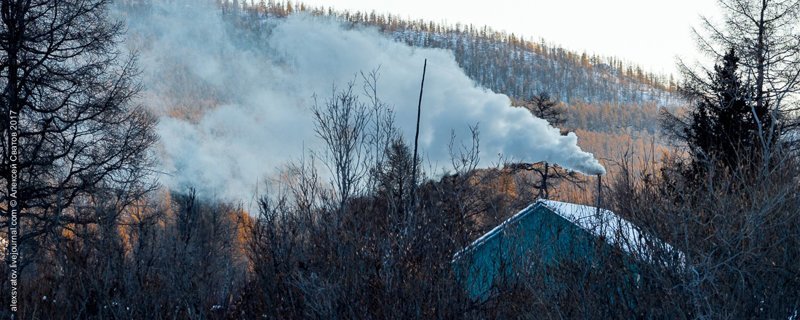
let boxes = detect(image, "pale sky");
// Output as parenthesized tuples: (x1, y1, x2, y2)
(297, 0, 722, 76)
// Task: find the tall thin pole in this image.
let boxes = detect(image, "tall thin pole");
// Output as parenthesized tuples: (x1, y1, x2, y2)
(410, 59, 427, 209)
(543, 162, 549, 200)
(596, 174, 602, 215)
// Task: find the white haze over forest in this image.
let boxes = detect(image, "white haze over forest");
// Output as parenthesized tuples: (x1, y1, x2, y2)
(121, 3, 605, 201)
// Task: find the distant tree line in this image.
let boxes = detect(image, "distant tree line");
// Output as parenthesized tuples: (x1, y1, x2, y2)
(209, 0, 682, 106)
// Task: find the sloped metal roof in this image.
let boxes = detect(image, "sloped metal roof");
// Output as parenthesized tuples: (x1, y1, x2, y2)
(453, 199, 684, 265)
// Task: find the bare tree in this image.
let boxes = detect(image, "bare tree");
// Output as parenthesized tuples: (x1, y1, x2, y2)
(503, 161, 582, 201)
(361, 68, 400, 192)
(682, 0, 800, 140)
(0, 0, 157, 272)
(311, 81, 370, 212)
(597, 136, 800, 319)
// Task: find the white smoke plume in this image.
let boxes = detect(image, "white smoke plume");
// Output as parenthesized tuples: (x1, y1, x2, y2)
(123, 4, 605, 200)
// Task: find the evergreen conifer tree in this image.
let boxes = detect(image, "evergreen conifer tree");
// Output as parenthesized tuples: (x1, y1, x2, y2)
(683, 49, 775, 180)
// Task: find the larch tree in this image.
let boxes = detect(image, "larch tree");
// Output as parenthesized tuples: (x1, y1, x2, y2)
(525, 91, 566, 128)
(515, 91, 576, 200)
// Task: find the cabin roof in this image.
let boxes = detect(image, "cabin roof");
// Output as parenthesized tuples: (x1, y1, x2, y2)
(453, 199, 683, 264)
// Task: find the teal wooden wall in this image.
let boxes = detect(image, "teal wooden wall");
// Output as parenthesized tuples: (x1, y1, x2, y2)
(453, 203, 605, 300)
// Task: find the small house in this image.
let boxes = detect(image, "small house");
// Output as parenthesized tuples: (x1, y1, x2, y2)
(452, 199, 681, 300)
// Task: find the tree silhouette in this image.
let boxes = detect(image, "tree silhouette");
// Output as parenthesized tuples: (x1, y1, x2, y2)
(682, 49, 775, 180)
(525, 91, 566, 128)
(1, 0, 157, 269)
